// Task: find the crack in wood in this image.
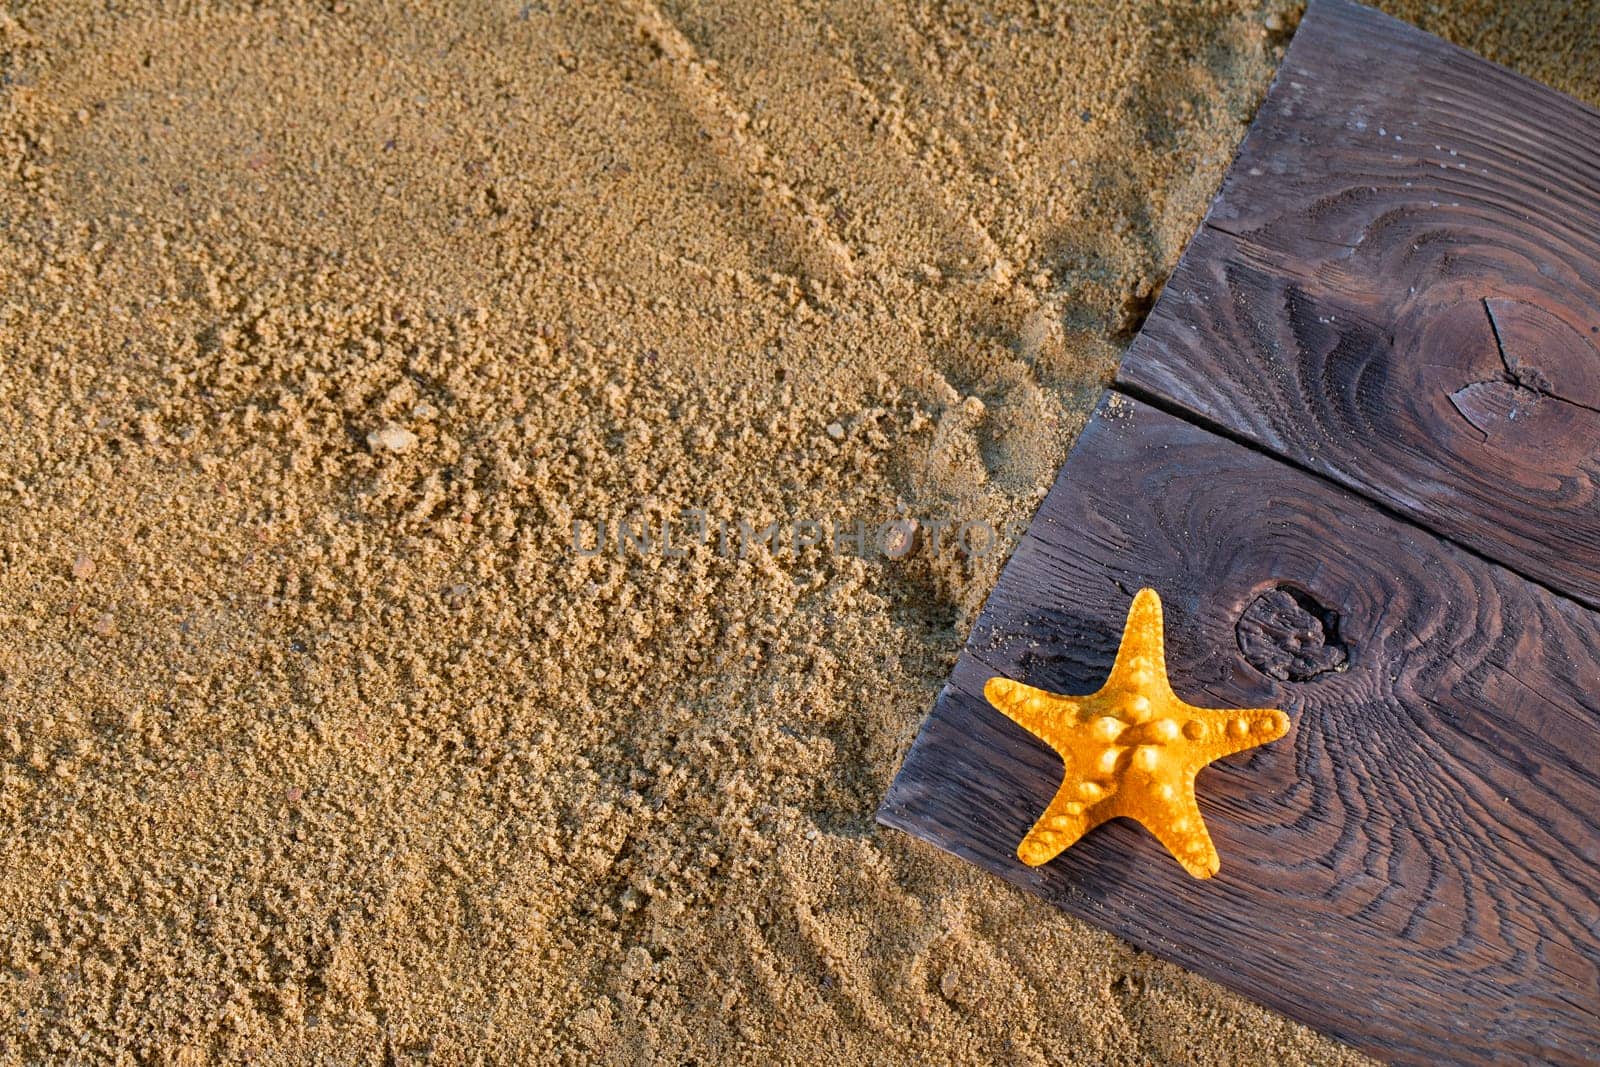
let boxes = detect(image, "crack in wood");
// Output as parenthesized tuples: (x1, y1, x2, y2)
(1445, 385, 1494, 442)
(1204, 217, 1362, 251)
(1482, 298, 1600, 416)
(1448, 299, 1600, 440)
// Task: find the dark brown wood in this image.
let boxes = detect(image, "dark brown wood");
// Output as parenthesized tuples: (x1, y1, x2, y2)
(880, 394, 1600, 1065)
(880, 2, 1600, 1060)
(1116, 0, 1600, 609)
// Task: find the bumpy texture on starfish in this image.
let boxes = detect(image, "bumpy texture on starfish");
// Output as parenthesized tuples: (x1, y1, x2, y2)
(984, 588, 1289, 879)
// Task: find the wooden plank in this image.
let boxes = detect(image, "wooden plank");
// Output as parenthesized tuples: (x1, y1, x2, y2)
(1115, 0, 1600, 608)
(879, 393, 1600, 1067)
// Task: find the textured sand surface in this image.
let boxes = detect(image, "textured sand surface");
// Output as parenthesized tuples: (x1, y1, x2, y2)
(1, 1, 1595, 1063)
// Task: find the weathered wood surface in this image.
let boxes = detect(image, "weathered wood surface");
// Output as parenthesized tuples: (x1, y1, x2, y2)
(1116, 0, 1600, 608)
(880, 1, 1600, 1060)
(879, 395, 1600, 1066)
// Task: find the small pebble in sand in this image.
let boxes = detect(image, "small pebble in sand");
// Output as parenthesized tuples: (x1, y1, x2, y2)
(940, 967, 961, 1000)
(825, 422, 845, 440)
(91, 612, 116, 637)
(367, 424, 418, 453)
(285, 786, 304, 804)
(880, 519, 917, 560)
(71, 554, 95, 580)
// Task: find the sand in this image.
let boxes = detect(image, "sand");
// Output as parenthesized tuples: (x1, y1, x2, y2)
(1, 1, 1595, 1063)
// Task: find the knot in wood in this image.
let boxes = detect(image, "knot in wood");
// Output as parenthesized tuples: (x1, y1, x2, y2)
(1236, 586, 1348, 682)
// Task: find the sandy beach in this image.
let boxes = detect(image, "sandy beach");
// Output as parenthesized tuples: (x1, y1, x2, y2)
(2, 1, 1596, 1062)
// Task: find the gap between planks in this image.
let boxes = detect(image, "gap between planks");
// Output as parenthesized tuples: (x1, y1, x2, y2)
(1108, 379, 1600, 617)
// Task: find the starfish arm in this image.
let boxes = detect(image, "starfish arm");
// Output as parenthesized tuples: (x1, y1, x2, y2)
(1016, 781, 1113, 867)
(1119, 779, 1221, 879)
(984, 677, 1079, 741)
(1180, 706, 1291, 768)
(1104, 587, 1171, 692)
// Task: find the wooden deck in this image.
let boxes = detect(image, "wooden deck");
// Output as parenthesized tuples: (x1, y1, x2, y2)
(1118, 0, 1600, 608)
(877, 2, 1600, 1063)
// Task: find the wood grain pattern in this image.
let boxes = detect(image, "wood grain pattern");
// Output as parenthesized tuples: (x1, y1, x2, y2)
(881, 2, 1600, 1060)
(881, 394, 1600, 1066)
(1115, 0, 1600, 608)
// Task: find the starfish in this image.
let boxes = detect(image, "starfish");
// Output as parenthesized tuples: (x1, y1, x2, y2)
(984, 588, 1289, 878)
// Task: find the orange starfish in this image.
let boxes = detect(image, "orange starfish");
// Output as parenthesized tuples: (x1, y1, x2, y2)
(984, 588, 1289, 878)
